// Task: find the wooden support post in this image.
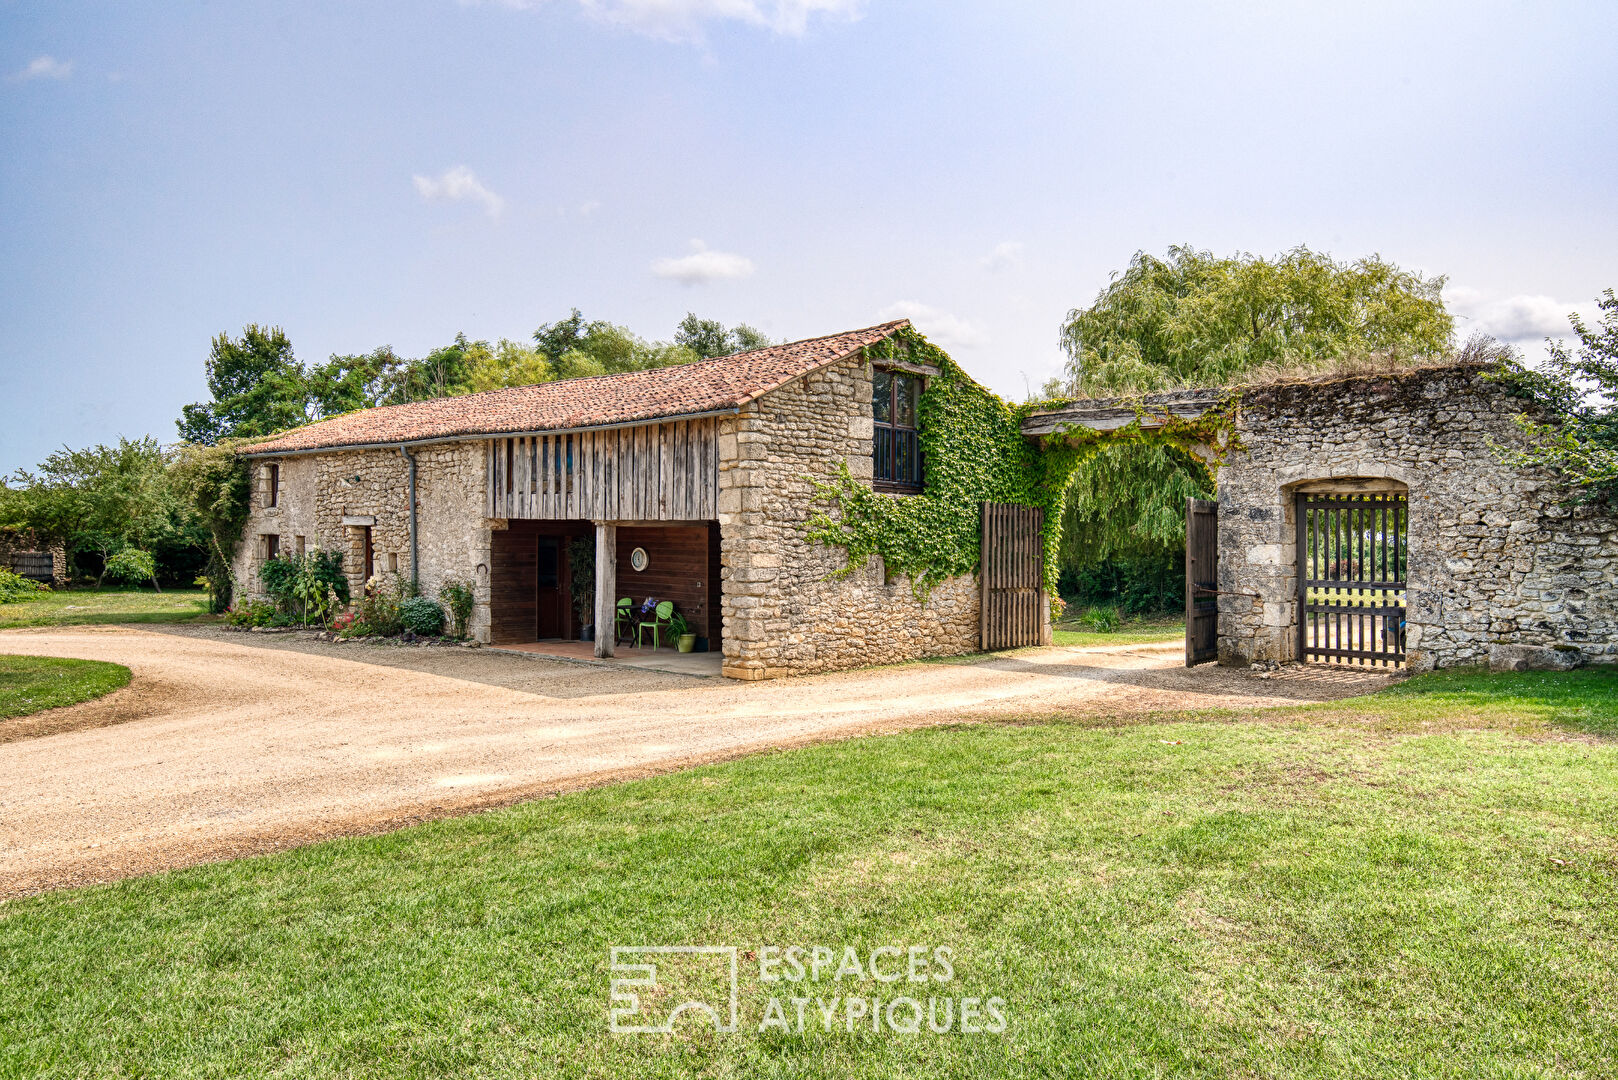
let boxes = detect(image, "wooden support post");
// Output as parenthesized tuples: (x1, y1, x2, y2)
(594, 521, 616, 659)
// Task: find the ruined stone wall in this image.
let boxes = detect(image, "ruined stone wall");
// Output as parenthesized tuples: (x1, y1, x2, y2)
(1217, 364, 1617, 671)
(232, 443, 495, 639)
(0, 530, 68, 586)
(718, 353, 980, 679)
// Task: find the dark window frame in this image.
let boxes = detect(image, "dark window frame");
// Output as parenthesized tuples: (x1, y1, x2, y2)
(872, 366, 924, 494)
(265, 462, 280, 508)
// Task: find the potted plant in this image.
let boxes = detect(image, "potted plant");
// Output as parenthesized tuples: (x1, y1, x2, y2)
(669, 611, 696, 653)
(568, 537, 595, 641)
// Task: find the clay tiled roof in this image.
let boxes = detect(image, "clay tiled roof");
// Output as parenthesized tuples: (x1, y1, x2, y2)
(240, 320, 908, 456)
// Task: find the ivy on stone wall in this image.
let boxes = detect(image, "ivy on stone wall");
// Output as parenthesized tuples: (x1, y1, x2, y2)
(806, 326, 1235, 600)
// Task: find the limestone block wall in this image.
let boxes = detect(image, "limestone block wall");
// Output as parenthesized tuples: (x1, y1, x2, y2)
(232, 443, 494, 639)
(718, 352, 980, 680)
(1216, 364, 1618, 671)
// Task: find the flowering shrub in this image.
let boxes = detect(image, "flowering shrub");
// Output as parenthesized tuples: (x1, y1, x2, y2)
(226, 599, 283, 628)
(358, 577, 405, 636)
(438, 578, 475, 638)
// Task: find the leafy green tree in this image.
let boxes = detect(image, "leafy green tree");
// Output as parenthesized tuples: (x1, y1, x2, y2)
(1050, 245, 1456, 606)
(305, 347, 400, 417)
(3, 438, 194, 586)
(169, 441, 251, 612)
(1055, 245, 1453, 395)
(1496, 289, 1618, 508)
(675, 313, 774, 358)
(465, 339, 552, 392)
(378, 333, 481, 403)
(532, 309, 591, 365)
(178, 325, 310, 444)
(534, 310, 701, 378)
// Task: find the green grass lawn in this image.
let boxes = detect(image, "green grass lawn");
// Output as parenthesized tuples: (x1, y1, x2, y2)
(0, 587, 211, 630)
(2, 669, 1616, 1078)
(1052, 611, 1185, 647)
(0, 655, 131, 719)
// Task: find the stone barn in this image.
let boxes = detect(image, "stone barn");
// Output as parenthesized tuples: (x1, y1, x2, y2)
(236, 321, 1054, 680)
(1025, 362, 1618, 673)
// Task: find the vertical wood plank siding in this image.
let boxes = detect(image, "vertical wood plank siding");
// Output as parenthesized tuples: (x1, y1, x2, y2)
(485, 418, 719, 521)
(980, 502, 1045, 650)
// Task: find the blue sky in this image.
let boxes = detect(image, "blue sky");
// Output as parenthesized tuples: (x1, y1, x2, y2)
(3, 0, 1615, 471)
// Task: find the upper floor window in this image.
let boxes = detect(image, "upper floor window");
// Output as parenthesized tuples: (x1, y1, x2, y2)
(263, 462, 280, 508)
(873, 368, 923, 493)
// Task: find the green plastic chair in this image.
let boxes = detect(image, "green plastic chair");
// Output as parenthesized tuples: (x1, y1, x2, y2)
(615, 597, 633, 645)
(638, 601, 674, 650)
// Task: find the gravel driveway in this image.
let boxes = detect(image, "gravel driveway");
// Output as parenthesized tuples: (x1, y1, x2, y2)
(0, 625, 1387, 897)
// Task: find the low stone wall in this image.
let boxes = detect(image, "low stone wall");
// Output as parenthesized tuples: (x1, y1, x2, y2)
(719, 352, 981, 679)
(0, 530, 68, 586)
(1216, 363, 1617, 671)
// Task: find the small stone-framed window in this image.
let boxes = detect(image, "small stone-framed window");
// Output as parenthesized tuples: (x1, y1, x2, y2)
(294, 535, 306, 556)
(263, 462, 280, 509)
(388, 552, 399, 573)
(873, 367, 924, 493)
(261, 534, 280, 561)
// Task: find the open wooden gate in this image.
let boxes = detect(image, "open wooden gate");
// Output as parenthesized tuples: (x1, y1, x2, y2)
(1185, 497, 1219, 666)
(980, 502, 1046, 650)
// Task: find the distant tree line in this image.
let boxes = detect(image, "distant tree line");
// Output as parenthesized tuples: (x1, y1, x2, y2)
(1, 311, 771, 607)
(178, 311, 771, 444)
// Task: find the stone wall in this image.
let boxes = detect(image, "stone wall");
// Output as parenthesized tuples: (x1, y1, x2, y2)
(232, 443, 495, 639)
(0, 530, 68, 586)
(1216, 363, 1618, 671)
(718, 352, 981, 679)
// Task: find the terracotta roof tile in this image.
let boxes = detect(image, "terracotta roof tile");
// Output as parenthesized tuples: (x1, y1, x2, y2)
(241, 320, 908, 455)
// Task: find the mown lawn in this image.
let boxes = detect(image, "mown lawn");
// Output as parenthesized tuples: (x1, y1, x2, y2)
(0, 587, 211, 630)
(1052, 612, 1185, 647)
(1, 669, 1615, 1078)
(0, 655, 131, 720)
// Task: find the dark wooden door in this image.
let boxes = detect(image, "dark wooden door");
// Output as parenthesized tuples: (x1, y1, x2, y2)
(980, 502, 1045, 650)
(536, 536, 563, 639)
(1185, 498, 1219, 666)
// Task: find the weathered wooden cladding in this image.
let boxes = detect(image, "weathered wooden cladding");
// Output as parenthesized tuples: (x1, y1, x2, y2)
(980, 501, 1045, 650)
(485, 418, 719, 521)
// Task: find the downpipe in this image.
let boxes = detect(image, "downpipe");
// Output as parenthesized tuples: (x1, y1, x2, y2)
(399, 445, 419, 585)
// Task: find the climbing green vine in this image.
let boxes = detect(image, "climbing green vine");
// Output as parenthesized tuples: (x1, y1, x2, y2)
(806, 326, 1237, 604)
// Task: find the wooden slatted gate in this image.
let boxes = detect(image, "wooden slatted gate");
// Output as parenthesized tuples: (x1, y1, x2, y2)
(1185, 497, 1218, 666)
(980, 502, 1046, 650)
(1297, 491, 1407, 667)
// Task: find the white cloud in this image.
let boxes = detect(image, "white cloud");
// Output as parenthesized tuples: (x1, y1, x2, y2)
(412, 166, 505, 218)
(878, 301, 988, 350)
(980, 240, 1024, 271)
(651, 240, 755, 285)
(11, 56, 72, 82)
(1448, 288, 1585, 342)
(459, 0, 861, 43)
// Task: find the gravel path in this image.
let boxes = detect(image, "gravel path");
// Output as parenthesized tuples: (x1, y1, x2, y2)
(0, 626, 1387, 897)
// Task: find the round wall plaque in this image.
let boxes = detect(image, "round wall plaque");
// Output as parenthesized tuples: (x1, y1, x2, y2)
(630, 547, 649, 572)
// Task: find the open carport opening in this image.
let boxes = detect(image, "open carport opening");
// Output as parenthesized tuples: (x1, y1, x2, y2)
(488, 520, 721, 653)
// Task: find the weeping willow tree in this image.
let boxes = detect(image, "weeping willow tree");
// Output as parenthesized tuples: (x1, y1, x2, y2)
(1050, 245, 1455, 609)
